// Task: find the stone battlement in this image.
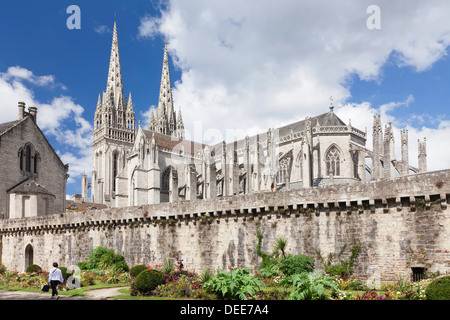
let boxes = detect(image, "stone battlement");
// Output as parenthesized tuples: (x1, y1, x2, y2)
(1, 170, 449, 281)
(1, 169, 449, 234)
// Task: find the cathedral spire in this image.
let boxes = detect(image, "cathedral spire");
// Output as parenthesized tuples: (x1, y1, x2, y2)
(155, 43, 175, 135)
(106, 21, 124, 100)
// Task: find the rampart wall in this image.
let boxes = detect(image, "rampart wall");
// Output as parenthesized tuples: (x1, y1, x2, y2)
(1, 170, 449, 282)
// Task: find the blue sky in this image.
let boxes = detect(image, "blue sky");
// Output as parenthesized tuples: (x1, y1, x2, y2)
(1, 1, 450, 200)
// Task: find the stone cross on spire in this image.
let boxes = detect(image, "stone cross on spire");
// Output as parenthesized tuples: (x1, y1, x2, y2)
(329, 96, 334, 112)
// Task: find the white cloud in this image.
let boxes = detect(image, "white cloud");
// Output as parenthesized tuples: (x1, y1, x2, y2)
(138, 0, 450, 171)
(1, 66, 66, 89)
(0, 66, 92, 185)
(138, 15, 161, 39)
(94, 25, 112, 34)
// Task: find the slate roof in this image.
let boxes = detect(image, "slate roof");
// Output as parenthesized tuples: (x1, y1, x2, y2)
(211, 110, 348, 155)
(141, 110, 349, 156)
(65, 200, 108, 212)
(142, 130, 206, 154)
(9, 180, 55, 197)
(0, 120, 20, 136)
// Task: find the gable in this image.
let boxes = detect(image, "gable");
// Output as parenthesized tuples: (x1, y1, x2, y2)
(0, 116, 67, 170)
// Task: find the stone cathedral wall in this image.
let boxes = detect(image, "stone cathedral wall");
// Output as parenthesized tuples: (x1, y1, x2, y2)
(1, 170, 449, 282)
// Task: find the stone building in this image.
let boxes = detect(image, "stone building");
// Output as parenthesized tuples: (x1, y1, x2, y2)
(0, 102, 69, 219)
(87, 22, 428, 208)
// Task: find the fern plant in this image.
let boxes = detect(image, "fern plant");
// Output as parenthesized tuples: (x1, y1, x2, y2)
(285, 270, 338, 300)
(204, 267, 265, 300)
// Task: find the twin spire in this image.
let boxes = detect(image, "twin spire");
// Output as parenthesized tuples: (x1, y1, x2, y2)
(95, 21, 184, 139)
(94, 21, 134, 130)
(149, 43, 185, 138)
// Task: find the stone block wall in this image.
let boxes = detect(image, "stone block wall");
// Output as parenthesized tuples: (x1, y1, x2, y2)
(1, 170, 449, 282)
(0, 117, 67, 217)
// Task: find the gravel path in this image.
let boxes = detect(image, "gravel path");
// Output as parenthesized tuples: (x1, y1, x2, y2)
(84, 286, 128, 299)
(0, 286, 128, 300)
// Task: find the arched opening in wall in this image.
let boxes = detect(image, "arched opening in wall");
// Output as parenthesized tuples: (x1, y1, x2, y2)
(25, 244, 33, 270)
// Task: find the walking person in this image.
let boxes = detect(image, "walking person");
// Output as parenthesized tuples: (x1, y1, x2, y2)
(48, 262, 64, 299)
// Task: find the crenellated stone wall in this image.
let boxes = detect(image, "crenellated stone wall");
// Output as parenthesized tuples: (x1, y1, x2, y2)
(1, 170, 449, 282)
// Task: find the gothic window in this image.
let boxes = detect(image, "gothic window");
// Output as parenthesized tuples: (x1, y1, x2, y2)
(239, 177, 246, 194)
(113, 152, 118, 192)
(161, 168, 170, 193)
(277, 157, 291, 185)
(34, 152, 40, 174)
(19, 149, 24, 170)
(276, 169, 287, 184)
(25, 145, 32, 172)
(217, 179, 224, 197)
(326, 146, 341, 176)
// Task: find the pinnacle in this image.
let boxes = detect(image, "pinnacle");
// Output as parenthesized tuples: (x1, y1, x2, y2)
(127, 92, 134, 110)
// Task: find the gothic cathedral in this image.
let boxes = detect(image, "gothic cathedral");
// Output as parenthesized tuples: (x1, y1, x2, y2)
(85, 22, 428, 208)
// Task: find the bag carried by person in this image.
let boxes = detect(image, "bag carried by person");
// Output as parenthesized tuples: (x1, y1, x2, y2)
(42, 284, 50, 292)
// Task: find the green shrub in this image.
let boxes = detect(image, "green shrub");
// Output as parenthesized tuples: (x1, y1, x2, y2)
(78, 246, 129, 272)
(77, 261, 89, 270)
(130, 265, 147, 277)
(26, 264, 42, 273)
(131, 269, 166, 296)
(425, 276, 450, 300)
(326, 262, 350, 278)
(82, 246, 112, 270)
(204, 267, 265, 300)
(200, 267, 213, 284)
(58, 267, 73, 280)
(279, 254, 314, 276)
(258, 261, 281, 278)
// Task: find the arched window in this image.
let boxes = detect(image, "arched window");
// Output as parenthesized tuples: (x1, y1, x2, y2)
(113, 152, 118, 192)
(34, 152, 40, 174)
(19, 149, 24, 170)
(25, 145, 32, 172)
(161, 168, 170, 192)
(326, 146, 341, 176)
(217, 179, 224, 197)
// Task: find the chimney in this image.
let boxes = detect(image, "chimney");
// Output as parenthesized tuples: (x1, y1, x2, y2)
(18, 102, 26, 120)
(28, 106, 37, 122)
